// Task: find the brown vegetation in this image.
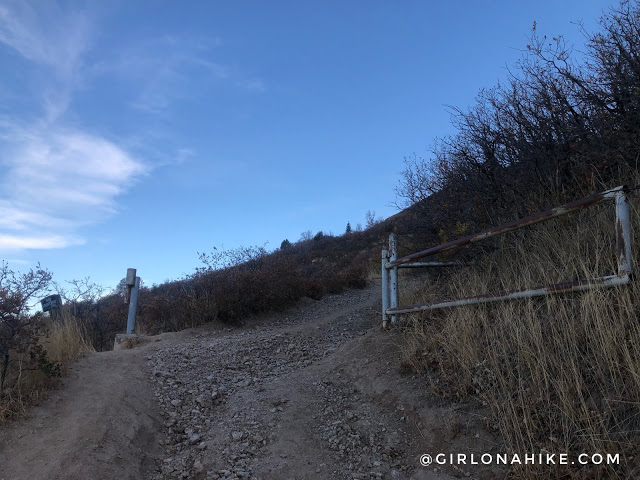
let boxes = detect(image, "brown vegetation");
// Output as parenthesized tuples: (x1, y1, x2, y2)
(135, 232, 377, 334)
(401, 200, 640, 478)
(0, 264, 94, 423)
(395, 2, 640, 477)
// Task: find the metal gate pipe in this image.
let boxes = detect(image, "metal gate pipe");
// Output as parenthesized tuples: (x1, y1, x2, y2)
(395, 261, 462, 269)
(388, 185, 626, 268)
(386, 273, 630, 315)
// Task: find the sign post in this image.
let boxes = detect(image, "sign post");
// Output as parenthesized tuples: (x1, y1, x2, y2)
(125, 268, 140, 335)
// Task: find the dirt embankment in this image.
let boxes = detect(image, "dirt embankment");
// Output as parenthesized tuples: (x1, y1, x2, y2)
(0, 281, 498, 480)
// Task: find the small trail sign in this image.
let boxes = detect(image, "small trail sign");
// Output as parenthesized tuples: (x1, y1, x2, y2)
(40, 294, 62, 312)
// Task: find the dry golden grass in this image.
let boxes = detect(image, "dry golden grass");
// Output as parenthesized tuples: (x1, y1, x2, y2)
(402, 196, 640, 478)
(0, 313, 94, 424)
(43, 314, 95, 368)
(43, 312, 95, 365)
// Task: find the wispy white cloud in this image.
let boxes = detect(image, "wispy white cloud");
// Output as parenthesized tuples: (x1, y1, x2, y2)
(92, 33, 265, 113)
(0, 2, 264, 254)
(175, 148, 194, 165)
(0, 200, 75, 231)
(0, 234, 84, 251)
(0, 0, 91, 120)
(0, 1, 90, 72)
(0, 2, 148, 253)
(0, 123, 147, 252)
(91, 34, 229, 113)
(240, 78, 267, 93)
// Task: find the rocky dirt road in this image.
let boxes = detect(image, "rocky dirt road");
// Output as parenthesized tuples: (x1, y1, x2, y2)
(0, 281, 499, 480)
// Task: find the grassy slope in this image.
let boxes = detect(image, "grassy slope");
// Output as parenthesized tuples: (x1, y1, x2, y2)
(399, 191, 640, 479)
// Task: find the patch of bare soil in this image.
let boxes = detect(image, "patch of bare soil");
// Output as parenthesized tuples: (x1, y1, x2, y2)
(0, 348, 162, 480)
(0, 281, 502, 480)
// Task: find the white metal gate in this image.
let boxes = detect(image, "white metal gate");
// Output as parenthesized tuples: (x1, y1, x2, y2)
(381, 185, 633, 327)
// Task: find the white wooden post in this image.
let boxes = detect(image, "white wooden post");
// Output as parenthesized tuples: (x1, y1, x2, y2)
(389, 234, 398, 324)
(125, 268, 140, 335)
(381, 249, 390, 327)
(615, 191, 632, 276)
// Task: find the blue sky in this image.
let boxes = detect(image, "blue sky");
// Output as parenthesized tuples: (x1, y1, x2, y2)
(0, 0, 610, 293)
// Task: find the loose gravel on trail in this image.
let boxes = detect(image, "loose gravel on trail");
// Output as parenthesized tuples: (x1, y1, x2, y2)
(146, 285, 428, 480)
(2, 281, 491, 480)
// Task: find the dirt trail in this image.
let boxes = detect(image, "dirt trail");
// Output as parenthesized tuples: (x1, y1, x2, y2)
(0, 348, 162, 480)
(0, 281, 499, 480)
